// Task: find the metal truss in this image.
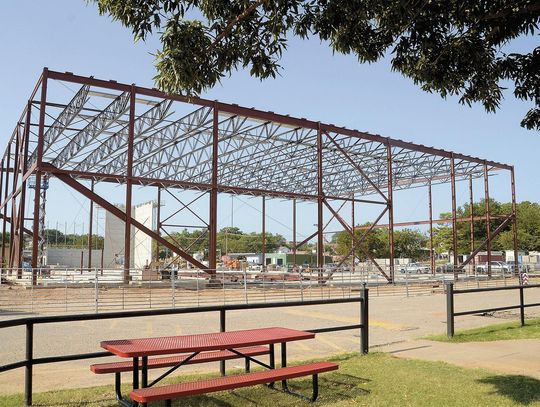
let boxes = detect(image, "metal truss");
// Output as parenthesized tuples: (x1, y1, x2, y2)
(30, 84, 90, 165)
(74, 99, 173, 172)
(0, 69, 519, 284)
(51, 91, 130, 169)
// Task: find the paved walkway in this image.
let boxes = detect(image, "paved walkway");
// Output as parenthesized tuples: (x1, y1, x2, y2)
(381, 339, 540, 379)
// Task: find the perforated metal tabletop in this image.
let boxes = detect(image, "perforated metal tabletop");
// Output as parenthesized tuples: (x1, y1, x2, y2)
(101, 327, 314, 358)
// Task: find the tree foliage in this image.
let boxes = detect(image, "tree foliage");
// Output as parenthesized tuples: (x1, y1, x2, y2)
(160, 226, 287, 259)
(332, 200, 540, 261)
(92, 0, 539, 129)
(433, 200, 540, 253)
(332, 225, 428, 261)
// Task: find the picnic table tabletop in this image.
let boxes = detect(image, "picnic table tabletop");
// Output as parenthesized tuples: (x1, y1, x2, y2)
(101, 327, 314, 358)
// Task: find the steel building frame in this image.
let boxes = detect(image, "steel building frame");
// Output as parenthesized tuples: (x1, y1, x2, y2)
(0, 68, 519, 284)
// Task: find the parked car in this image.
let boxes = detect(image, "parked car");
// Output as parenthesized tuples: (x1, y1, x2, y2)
(436, 263, 455, 273)
(506, 261, 531, 273)
(399, 263, 430, 274)
(476, 261, 509, 274)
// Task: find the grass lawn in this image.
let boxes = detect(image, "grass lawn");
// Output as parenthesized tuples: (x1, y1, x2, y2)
(2, 352, 540, 406)
(427, 317, 540, 343)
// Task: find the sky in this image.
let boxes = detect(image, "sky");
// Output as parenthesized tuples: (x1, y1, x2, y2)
(0, 1, 538, 243)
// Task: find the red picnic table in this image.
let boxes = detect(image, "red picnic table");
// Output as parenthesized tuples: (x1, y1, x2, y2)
(96, 327, 338, 406)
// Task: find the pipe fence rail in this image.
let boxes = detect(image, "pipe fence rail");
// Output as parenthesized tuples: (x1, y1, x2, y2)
(0, 291, 368, 406)
(1, 267, 537, 314)
(0, 267, 533, 314)
(445, 282, 540, 337)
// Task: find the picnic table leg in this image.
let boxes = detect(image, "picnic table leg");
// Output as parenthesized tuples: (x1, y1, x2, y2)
(312, 374, 319, 402)
(132, 357, 139, 407)
(141, 356, 148, 407)
(280, 342, 289, 391)
(268, 344, 275, 388)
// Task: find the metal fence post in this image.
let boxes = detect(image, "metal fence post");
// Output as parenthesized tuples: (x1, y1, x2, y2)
(243, 269, 248, 305)
(220, 309, 226, 375)
(172, 269, 176, 308)
(94, 268, 99, 314)
(446, 282, 455, 337)
(360, 283, 369, 354)
(25, 322, 34, 406)
(300, 270, 304, 302)
(405, 271, 409, 297)
(519, 285, 525, 326)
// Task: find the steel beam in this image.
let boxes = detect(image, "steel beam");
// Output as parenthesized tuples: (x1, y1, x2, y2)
(451, 156, 458, 280)
(511, 167, 519, 273)
(387, 144, 395, 283)
(88, 181, 94, 269)
(460, 215, 513, 269)
(484, 163, 492, 277)
(428, 181, 434, 275)
(469, 175, 475, 273)
(18, 102, 31, 269)
(326, 200, 391, 281)
(2, 146, 10, 267)
(43, 163, 210, 272)
(262, 196, 266, 271)
(31, 69, 48, 270)
(292, 198, 296, 267)
(316, 124, 324, 270)
(208, 104, 218, 272)
(123, 86, 136, 282)
(155, 186, 161, 262)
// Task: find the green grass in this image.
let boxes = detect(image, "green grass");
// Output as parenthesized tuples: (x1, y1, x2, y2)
(3, 353, 540, 406)
(427, 317, 540, 343)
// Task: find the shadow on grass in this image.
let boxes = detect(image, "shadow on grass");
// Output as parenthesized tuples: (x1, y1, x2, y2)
(33, 398, 114, 407)
(172, 372, 370, 406)
(478, 375, 540, 405)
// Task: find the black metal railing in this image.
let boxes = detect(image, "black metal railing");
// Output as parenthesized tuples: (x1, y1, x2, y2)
(445, 282, 540, 337)
(0, 287, 368, 406)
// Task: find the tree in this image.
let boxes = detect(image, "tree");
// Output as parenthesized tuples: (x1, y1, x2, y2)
(432, 200, 540, 254)
(332, 225, 427, 261)
(393, 229, 428, 260)
(92, 1, 539, 129)
(160, 227, 287, 259)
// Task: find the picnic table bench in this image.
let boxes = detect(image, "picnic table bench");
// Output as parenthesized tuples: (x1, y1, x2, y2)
(92, 327, 338, 406)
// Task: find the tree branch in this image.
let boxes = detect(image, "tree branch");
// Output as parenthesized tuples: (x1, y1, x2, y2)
(209, 0, 267, 50)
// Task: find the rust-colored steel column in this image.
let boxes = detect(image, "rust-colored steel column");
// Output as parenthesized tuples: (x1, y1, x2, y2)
(428, 181, 435, 274)
(0, 159, 4, 267)
(292, 198, 296, 267)
(208, 104, 219, 273)
(155, 186, 161, 262)
(18, 102, 31, 270)
(10, 134, 20, 271)
(262, 196, 266, 270)
(351, 192, 355, 271)
(511, 167, 519, 274)
(387, 143, 395, 283)
(87, 180, 94, 269)
(2, 146, 11, 269)
(316, 123, 324, 274)
(31, 70, 48, 273)
(469, 175, 475, 274)
(450, 156, 458, 280)
(123, 85, 136, 282)
(484, 163, 492, 277)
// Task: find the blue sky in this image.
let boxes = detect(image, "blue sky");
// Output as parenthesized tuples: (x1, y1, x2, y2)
(0, 1, 538, 242)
